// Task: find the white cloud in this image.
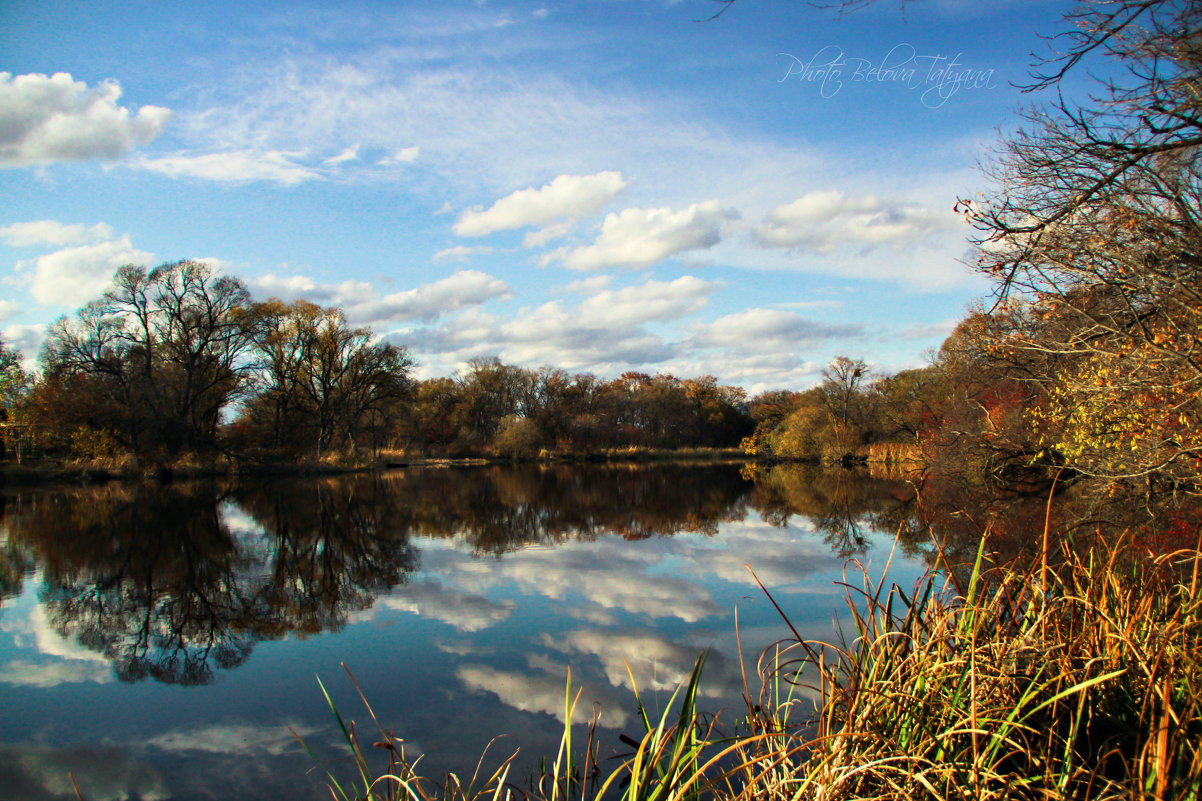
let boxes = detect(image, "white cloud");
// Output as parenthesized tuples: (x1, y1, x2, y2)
(522, 221, 575, 248)
(0, 72, 170, 166)
(398, 276, 715, 371)
(454, 172, 627, 237)
(549, 630, 710, 695)
(901, 318, 958, 340)
(0, 220, 113, 247)
(574, 276, 716, 327)
(250, 269, 510, 327)
(545, 201, 738, 271)
(29, 236, 155, 307)
(323, 145, 359, 165)
(379, 146, 420, 165)
(0, 744, 169, 801)
(452, 542, 722, 623)
(136, 150, 321, 185)
(753, 191, 957, 253)
(560, 275, 612, 295)
(2, 324, 48, 368)
(691, 309, 860, 353)
(0, 301, 15, 321)
(432, 245, 493, 263)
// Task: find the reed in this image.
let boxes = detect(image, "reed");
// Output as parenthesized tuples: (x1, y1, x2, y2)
(302, 533, 1202, 801)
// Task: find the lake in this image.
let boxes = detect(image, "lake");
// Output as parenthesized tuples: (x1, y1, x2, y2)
(0, 463, 935, 801)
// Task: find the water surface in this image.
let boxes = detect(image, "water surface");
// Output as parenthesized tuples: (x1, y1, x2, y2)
(0, 464, 932, 801)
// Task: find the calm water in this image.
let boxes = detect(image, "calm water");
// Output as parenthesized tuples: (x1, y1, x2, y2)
(0, 464, 933, 801)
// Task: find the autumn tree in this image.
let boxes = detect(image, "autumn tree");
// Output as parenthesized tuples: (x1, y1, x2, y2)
(820, 356, 870, 458)
(0, 337, 29, 459)
(241, 300, 414, 456)
(965, 0, 1202, 480)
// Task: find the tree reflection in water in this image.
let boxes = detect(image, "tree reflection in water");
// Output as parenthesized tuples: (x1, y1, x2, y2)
(8, 462, 1186, 687)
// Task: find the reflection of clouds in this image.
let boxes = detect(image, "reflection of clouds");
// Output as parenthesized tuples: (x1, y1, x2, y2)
(441, 544, 721, 623)
(0, 658, 112, 688)
(0, 744, 168, 801)
(658, 519, 846, 592)
(419, 517, 858, 636)
(456, 664, 629, 728)
(30, 603, 110, 665)
(435, 638, 495, 657)
(379, 579, 514, 632)
(146, 721, 314, 757)
(0, 594, 114, 687)
(549, 630, 705, 694)
(546, 629, 753, 706)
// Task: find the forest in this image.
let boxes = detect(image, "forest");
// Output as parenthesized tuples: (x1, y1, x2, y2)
(0, 245, 1198, 496)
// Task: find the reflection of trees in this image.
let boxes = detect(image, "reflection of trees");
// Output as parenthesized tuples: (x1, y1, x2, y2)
(747, 464, 919, 558)
(0, 492, 34, 604)
(234, 479, 418, 636)
(361, 464, 755, 554)
(3, 480, 419, 685)
(7, 485, 255, 684)
(914, 465, 1202, 573)
(0, 463, 1063, 684)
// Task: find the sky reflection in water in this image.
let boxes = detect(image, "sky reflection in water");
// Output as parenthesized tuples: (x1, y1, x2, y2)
(0, 464, 932, 801)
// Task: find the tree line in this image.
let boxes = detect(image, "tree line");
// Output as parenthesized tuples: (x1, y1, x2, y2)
(0, 260, 756, 463)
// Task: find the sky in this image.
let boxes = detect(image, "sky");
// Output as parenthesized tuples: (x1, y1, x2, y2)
(0, 0, 1075, 393)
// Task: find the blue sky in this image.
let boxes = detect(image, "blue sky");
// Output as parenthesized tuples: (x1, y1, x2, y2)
(0, 0, 1071, 392)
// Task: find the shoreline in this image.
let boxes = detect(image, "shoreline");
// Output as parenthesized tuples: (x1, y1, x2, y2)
(0, 447, 760, 487)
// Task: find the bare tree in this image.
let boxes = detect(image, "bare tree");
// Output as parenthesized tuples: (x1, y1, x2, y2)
(962, 0, 1202, 479)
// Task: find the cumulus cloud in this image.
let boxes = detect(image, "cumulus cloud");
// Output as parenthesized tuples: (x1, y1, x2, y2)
(27, 236, 154, 307)
(396, 276, 715, 371)
(136, 150, 321, 185)
(544, 201, 738, 271)
(574, 276, 715, 327)
(454, 171, 627, 237)
(2, 324, 48, 368)
(0, 220, 113, 247)
(250, 269, 510, 327)
(691, 308, 860, 352)
(0, 659, 113, 688)
(0, 72, 170, 166)
(550, 630, 714, 695)
(522, 220, 575, 248)
(753, 191, 956, 253)
(458, 543, 722, 623)
(432, 245, 493, 263)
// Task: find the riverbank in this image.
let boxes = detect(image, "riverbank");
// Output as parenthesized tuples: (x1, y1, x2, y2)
(0, 446, 757, 486)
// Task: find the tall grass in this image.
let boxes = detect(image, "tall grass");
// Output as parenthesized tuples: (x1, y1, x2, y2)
(302, 534, 1202, 801)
